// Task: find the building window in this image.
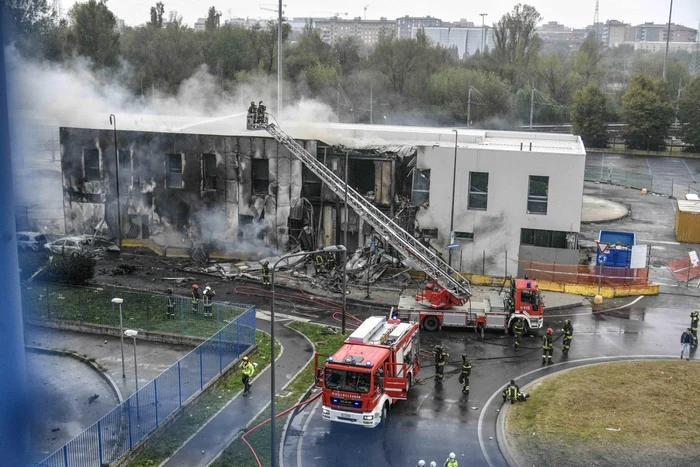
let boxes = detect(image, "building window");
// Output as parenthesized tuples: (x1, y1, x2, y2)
(83, 148, 100, 182)
(302, 166, 322, 199)
(411, 169, 430, 206)
(527, 175, 549, 214)
(520, 228, 570, 248)
(455, 231, 474, 241)
(420, 228, 438, 239)
(252, 159, 269, 195)
(203, 154, 217, 191)
(468, 172, 489, 210)
(166, 154, 184, 188)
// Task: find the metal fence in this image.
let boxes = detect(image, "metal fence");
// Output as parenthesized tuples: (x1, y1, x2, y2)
(585, 164, 700, 199)
(36, 304, 256, 467)
(522, 260, 650, 287)
(22, 284, 246, 338)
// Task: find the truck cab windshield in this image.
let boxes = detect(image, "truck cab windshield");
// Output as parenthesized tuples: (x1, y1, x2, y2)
(324, 368, 371, 394)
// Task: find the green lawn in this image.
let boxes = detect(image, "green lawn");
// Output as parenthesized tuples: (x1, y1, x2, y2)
(209, 322, 347, 467)
(507, 360, 700, 467)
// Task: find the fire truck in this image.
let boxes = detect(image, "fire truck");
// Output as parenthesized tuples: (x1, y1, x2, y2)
(395, 278, 544, 334)
(314, 315, 420, 427)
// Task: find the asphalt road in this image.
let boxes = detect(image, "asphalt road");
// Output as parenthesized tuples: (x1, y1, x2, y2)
(283, 292, 696, 467)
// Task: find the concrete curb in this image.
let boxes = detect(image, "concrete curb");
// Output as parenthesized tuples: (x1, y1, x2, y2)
(494, 357, 679, 467)
(580, 210, 630, 224)
(25, 345, 124, 405)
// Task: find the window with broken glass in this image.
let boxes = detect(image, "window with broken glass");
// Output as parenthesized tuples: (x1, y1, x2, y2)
(83, 148, 100, 182)
(166, 154, 184, 188)
(203, 154, 217, 191)
(527, 175, 549, 214)
(520, 228, 568, 248)
(252, 159, 269, 195)
(468, 172, 488, 210)
(411, 169, 430, 206)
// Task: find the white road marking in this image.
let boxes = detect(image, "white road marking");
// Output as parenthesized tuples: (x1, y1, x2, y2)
(297, 398, 322, 467)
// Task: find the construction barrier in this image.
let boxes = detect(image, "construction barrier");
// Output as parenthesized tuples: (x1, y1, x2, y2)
(522, 260, 649, 287)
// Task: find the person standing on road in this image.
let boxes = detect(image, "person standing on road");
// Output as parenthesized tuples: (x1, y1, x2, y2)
(444, 452, 458, 467)
(561, 319, 574, 356)
(262, 261, 271, 285)
(513, 318, 525, 351)
(165, 289, 176, 319)
(434, 345, 449, 383)
(681, 328, 693, 360)
(458, 354, 471, 395)
(690, 311, 698, 349)
(241, 356, 255, 395)
(203, 285, 215, 318)
(191, 284, 200, 316)
(542, 328, 554, 365)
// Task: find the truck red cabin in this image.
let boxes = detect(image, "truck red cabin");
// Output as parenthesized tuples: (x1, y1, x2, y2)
(513, 278, 544, 316)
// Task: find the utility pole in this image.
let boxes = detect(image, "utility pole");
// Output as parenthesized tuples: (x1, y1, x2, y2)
(369, 84, 373, 125)
(529, 87, 535, 130)
(480, 13, 488, 52)
(662, 0, 674, 81)
(278, 0, 283, 114)
(467, 85, 472, 128)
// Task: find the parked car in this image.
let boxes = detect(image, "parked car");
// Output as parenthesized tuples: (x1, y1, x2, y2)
(45, 236, 91, 256)
(17, 231, 47, 251)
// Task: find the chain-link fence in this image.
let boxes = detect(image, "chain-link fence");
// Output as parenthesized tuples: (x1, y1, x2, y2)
(36, 304, 256, 467)
(585, 164, 700, 199)
(22, 283, 248, 339)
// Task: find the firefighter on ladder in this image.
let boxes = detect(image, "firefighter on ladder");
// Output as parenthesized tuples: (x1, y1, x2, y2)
(561, 319, 574, 356)
(434, 345, 449, 383)
(691, 311, 699, 349)
(257, 101, 266, 124)
(203, 285, 215, 318)
(166, 289, 175, 319)
(191, 284, 200, 316)
(542, 327, 554, 365)
(262, 261, 271, 285)
(458, 354, 471, 395)
(513, 318, 525, 351)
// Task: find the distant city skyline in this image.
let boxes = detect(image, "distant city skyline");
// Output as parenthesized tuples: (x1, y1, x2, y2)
(60, 0, 700, 30)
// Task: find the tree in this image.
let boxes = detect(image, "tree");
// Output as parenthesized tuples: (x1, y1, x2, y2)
(621, 74, 674, 150)
(678, 77, 700, 151)
(149, 2, 164, 28)
(204, 6, 220, 32)
(572, 83, 608, 148)
(285, 25, 333, 81)
(68, 0, 120, 68)
(332, 36, 361, 77)
(2, 0, 56, 55)
(570, 32, 604, 84)
(492, 4, 542, 88)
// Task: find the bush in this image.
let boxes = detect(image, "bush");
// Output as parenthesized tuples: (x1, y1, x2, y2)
(41, 254, 96, 285)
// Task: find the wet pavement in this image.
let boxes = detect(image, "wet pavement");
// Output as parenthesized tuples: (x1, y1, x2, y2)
(284, 292, 696, 467)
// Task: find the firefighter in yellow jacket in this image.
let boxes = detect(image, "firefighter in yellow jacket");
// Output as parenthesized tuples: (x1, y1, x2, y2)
(241, 356, 255, 395)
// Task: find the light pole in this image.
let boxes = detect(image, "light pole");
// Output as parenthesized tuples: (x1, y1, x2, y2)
(449, 130, 459, 268)
(343, 150, 358, 334)
(270, 245, 345, 467)
(662, 0, 674, 81)
(112, 297, 125, 378)
(366, 237, 374, 299)
(109, 114, 122, 247)
(277, 0, 283, 114)
(480, 13, 488, 53)
(124, 329, 140, 418)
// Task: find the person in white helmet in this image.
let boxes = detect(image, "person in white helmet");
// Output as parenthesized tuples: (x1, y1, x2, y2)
(430, 462, 437, 467)
(417, 461, 425, 467)
(444, 452, 458, 467)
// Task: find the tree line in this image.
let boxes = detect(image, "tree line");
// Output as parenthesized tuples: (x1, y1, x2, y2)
(3, 0, 700, 151)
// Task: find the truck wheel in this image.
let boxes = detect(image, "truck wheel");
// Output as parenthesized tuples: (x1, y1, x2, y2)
(406, 373, 412, 391)
(423, 316, 439, 332)
(381, 402, 389, 425)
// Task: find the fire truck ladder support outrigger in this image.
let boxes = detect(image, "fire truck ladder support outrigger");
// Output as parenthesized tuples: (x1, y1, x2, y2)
(258, 120, 472, 304)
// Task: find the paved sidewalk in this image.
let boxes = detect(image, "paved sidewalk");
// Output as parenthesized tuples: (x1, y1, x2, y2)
(163, 318, 313, 467)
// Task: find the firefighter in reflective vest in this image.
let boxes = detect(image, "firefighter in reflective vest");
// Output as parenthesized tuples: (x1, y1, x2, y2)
(444, 452, 458, 467)
(502, 379, 520, 404)
(434, 345, 449, 383)
(691, 311, 699, 349)
(257, 101, 266, 123)
(513, 318, 525, 351)
(262, 261, 271, 285)
(458, 354, 471, 395)
(203, 285, 215, 318)
(191, 284, 200, 315)
(166, 289, 175, 319)
(561, 319, 574, 355)
(542, 327, 553, 365)
(241, 356, 255, 395)
(248, 101, 257, 116)
(314, 251, 325, 274)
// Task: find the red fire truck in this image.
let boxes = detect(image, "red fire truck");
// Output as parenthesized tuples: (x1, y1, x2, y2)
(315, 315, 420, 427)
(395, 278, 544, 334)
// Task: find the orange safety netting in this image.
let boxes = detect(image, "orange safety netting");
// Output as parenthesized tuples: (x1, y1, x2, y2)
(666, 257, 700, 283)
(521, 260, 650, 287)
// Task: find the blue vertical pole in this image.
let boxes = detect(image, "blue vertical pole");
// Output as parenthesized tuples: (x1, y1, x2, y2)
(219, 331, 223, 374)
(97, 420, 103, 465)
(79, 290, 83, 323)
(180, 297, 184, 335)
(177, 361, 182, 407)
(63, 445, 68, 467)
(0, 36, 30, 466)
(154, 379, 159, 427)
(127, 398, 133, 449)
(199, 347, 204, 389)
(236, 316, 241, 357)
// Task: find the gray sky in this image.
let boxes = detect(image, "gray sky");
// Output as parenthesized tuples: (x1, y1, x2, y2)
(63, 1, 700, 30)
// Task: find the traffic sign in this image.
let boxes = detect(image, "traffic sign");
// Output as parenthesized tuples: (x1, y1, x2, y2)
(598, 254, 608, 263)
(596, 241, 610, 254)
(690, 250, 699, 267)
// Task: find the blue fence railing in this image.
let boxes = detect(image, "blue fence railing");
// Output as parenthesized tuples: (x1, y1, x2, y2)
(22, 283, 246, 338)
(36, 304, 257, 467)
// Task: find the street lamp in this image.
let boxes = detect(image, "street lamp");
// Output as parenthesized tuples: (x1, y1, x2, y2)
(270, 245, 346, 467)
(109, 114, 122, 248)
(124, 329, 140, 418)
(662, 0, 674, 82)
(112, 297, 125, 378)
(343, 150, 359, 335)
(448, 130, 459, 268)
(277, 0, 283, 114)
(480, 13, 488, 53)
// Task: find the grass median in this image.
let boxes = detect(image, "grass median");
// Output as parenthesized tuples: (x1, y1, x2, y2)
(506, 360, 700, 467)
(210, 321, 346, 467)
(127, 331, 278, 467)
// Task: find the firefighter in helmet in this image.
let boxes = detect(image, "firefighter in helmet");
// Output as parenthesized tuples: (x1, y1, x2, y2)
(191, 284, 200, 316)
(257, 101, 266, 123)
(262, 261, 271, 285)
(458, 354, 471, 395)
(203, 285, 215, 318)
(691, 311, 698, 349)
(166, 288, 175, 319)
(314, 250, 325, 274)
(444, 452, 458, 467)
(542, 327, 554, 365)
(248, 101, 257, 115)
(513, 318, 525, 351)
(434, 345, 449, 383)
(561, 319, 574, 356)
(241, 356, 255, 395)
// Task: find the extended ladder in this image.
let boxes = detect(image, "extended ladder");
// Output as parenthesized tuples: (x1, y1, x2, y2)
(259, 122, 471, 302)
